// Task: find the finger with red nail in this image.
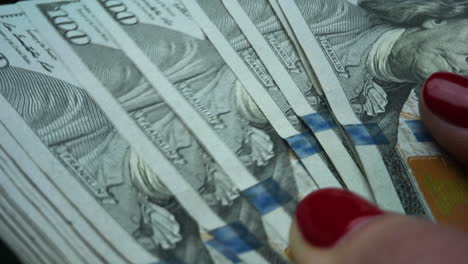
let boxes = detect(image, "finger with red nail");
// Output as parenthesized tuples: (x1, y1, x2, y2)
(289, 188, 468, 264)
(295, 188, 383, 248)
(421, 72, 468, 166)
(289, 72, 468, 264)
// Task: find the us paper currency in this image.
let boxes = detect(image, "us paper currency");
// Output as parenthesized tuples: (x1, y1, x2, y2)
(0, 197, 54, 264)
(0, 210, 39, 264)
(19, 1, 297, 262)
(0, 7, 145, 263)
(0, 142, 78, 264)
(0, 8, 158, 263)
(3, 4, 269, 263)
(87, 0, 320, 208)
(0, 192, 58, 264)
(273, 0, 404, 213)
(274, 0, 458, 215)
(78, 0, 317, 246)
(219, 0, 374, 200)
(266, 0, 322, 94)
(2, 0, 462, 262)
(0, 122, 120, 264)
(178, 0, 345, 193)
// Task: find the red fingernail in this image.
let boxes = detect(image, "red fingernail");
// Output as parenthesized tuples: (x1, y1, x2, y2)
(295, 188, 383, 248)
(423, 72, 468, 128)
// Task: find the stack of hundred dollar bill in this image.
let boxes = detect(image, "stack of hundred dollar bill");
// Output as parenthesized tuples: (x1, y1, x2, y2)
(1, 0, 467, 263)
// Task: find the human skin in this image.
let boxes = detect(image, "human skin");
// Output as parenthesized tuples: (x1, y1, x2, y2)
(289, 73, 468, 264)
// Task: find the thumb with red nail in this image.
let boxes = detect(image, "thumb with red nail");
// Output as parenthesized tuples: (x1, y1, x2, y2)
(288, 72, 468, 264)
(290, 188, 468, 264)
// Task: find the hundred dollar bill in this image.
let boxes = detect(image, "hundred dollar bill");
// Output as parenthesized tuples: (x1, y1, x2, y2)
(0, 206, 34, 264)
(276, 0, 408, 213)
(58, 0, 317, 247)
(0, 205, 43, 264)
(0, 7, 146, 263)
(0, 120, 140, 264)
(4, 5, 273, 263)
(0, 193, 57, 264)
(0, 189, 60, 264)
(219, 0, 373, 200)
(19, 1, 293, 262)
(266, 0, 322, 95)
(0, 138, 83, 264)
(174, 0, 344, 192)
(85, 0, 329, 200)
(273, 0, 460, 215)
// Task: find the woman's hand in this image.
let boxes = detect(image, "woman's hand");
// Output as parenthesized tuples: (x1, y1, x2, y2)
(420, 72, 468, 167)
(289, 72, 468, 264)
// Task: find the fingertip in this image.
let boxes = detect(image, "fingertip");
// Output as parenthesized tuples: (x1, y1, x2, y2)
(291, 204, 468, 264)
(289, 219, 334, 264)
(420, 73, 468, 166)
(289, 189, 382, 263)
(294, 188, 383, 248)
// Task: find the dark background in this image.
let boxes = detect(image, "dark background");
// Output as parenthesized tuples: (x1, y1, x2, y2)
(2, 0, 24, 263)
(1, 238, 21, 264)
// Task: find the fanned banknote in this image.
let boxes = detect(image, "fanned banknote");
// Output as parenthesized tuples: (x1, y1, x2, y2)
(266, 0, 322, 95)
(0, 188, 47, 264)
(81, 1, 327, 225)
(274, 0, 447, 215)
(4, 4, 281, 263)
(2, 0, 467, 263)
(19, 0, 311, 262)
(177, 0, 347, 194)
(74, 0, 318, 245)
(0, 7, 153, 263)
(0, 128, 90, 264)
(0, 160, 60, 264)
(219, 0, 374, 200)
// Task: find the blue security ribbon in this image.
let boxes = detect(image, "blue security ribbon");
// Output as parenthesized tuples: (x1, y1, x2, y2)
(302, 112, 337, 133)
(208, 222, 261, 256)
(242, 177, 293, 215)
(344, 124, 389, 146)
(286, 132, 323, 159)
(206, 239, 241, 263)
(405, 120, 433, 142)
